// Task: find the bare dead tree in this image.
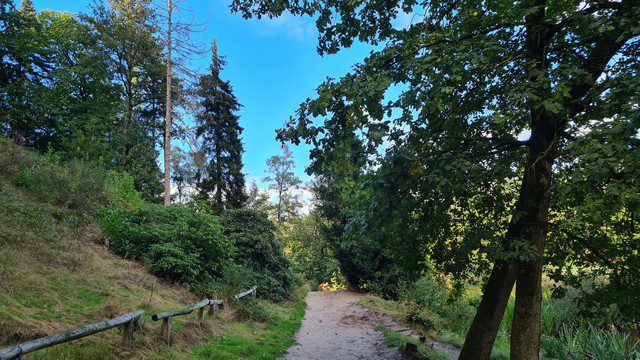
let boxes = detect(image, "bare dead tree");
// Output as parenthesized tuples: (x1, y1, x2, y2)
(155, 0, 207, 205)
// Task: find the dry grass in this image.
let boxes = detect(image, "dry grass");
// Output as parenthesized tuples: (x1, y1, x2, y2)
(0, 141, 306, 359)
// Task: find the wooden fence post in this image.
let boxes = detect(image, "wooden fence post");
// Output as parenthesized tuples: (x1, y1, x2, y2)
(161, 317, 172, 345)
(207, 304, 216, 318)
(121, 318, 136, 349)
(197, 307, 204, 328)
(251, 288, 256, 297)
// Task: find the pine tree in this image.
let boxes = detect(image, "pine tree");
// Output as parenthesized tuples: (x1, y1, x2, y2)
(195, 39, 247, 213)
(264, 143, 302, 231)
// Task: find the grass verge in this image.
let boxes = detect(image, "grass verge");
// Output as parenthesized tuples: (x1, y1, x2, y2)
(377, 326, 454, 360)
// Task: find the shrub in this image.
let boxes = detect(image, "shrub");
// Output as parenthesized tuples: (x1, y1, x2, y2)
(233, 297, 271, 322)
(101, 204, 233, 294)
(104, 171, 143, 210)
(1, 141, 107, 213)
(222, 209, 296, 301)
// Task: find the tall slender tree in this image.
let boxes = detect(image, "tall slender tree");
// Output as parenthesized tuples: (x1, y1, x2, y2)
(90, 0, 165, 200)
(195, 40, 247, 212)
(264, 144, 302, 231)
(156, 0, 206, 205)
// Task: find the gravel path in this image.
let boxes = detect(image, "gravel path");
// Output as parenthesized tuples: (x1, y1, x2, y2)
(282, 291, 405, 360)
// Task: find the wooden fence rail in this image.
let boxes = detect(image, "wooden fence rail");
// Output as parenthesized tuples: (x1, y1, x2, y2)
(0, 310, 143, 360)
(151, 299, 223, 345)
(234, 286, 257, 300)
(0, 287, 258, 357)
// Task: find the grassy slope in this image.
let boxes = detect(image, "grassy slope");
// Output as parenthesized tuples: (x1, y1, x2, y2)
(356, 295, 510, 360)
(0, 141, 305, 359)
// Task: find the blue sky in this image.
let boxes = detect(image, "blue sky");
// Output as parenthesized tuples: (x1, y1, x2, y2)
(34, 0, 378, 187)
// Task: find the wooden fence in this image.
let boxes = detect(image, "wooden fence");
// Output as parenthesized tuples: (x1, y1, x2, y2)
(234, 286, 257, 299)
(151, 299, 223, 345)
(0, 310, 143, 360)
(0, 287, 257, 360)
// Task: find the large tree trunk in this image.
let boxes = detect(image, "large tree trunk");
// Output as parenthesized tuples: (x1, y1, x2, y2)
(509, 111, 557, 359)
(459, 126, 557, 359)
(460, 1, 556, 358)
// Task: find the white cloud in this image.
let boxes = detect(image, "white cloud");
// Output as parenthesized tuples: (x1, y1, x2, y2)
(251, 13, 317, 41)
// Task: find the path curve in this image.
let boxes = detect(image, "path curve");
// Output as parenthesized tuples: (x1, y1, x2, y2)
(282, 291, 404, 360)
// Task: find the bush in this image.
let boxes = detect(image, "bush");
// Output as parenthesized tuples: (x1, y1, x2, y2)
(233, 296, 271, 322)
(101, 204, 234, 294)
(0, 140, 107, 213)
(398, 275, 476, 334)
(222, 209, 296, 301)
(104, 171, 143, 210)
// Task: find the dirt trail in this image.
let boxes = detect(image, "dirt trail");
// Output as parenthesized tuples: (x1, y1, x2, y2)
(282, 291, 404, 360)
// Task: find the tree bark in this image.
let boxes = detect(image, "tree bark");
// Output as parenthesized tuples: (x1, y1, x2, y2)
(163, 0, 173, 206)
(459, 262, 515, 360)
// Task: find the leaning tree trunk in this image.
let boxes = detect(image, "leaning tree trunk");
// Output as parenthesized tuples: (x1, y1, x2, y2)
(458, 261, 515, 359)
(459, 120, 558, 360)
(460, 2, 556, 358)
(510, 109, 558, 359)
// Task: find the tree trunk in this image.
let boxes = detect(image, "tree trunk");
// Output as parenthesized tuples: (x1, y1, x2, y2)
(509, 111, 556, 359)
(163, 0, 173, 206)
(460, 2, 557, 358)
(459, 262, 515, 360)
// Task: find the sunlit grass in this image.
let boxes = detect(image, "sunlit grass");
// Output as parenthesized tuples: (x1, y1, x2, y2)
(192, 299, 306, 359)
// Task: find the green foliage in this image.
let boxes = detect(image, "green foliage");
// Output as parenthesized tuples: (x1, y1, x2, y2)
(233, 297, 271, 322)
(501, 289, 580, 337)
(195, 42, 247, 211)
(1, 140, 107, 214)
(101, 204, 234, 294)
(398, 275, 475, 334)
(541, 325, 640, 360)
(282, 212, 344, 289)
(221, 208, 296, 301)
(104, 171, 143, 209)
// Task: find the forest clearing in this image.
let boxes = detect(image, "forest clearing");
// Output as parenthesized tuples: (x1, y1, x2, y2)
(1, 0, 638, 359)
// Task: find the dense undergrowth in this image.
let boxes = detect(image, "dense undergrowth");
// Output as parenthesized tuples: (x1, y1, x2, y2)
(358, 273, 640, 359)
(0, 140, 302, 358)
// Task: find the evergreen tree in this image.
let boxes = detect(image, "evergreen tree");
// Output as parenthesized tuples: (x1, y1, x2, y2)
(195, 40, 247, 212)
(90, 0, 165, 200)
(171, 145, 196, 203)
(264, 143, 302, 231)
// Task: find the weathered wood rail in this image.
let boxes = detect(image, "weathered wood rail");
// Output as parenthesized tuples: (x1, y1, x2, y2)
(151, 298, 224, 345)
(0, 310, 143, 360)
(234, 286, 257, 299)
(0, 287, 258, 358)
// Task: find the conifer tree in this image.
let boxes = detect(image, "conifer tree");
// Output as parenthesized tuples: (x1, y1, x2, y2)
(195, 40, 247, 213)
(264, 143, 302, 231)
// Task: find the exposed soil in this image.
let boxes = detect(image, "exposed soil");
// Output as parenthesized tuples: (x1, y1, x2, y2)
(283, 291, 462, 360)
(282, 291, 404, 359)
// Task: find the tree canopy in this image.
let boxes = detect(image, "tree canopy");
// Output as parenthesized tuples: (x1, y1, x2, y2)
(232, 0, 639, 358)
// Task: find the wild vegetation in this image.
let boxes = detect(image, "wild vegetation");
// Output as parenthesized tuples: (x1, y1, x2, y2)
(1, 0, 639, 359)
(232, 0, 639, 358)
(0, 139, 302, 358)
